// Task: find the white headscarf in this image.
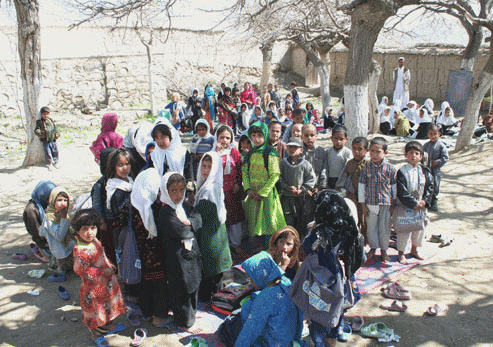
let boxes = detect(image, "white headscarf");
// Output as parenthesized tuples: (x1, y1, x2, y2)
(130, 168, 161, 238)
(150, 118, 188, 176)
(190, 118, 213, 154)
(194, 152, 227, 224)
(403, 100, 418, 124)
(378, 96, 388, 115)
(437, 101, 456, 126)
(380, 106, 392, 123)
(424, 98, 434, 114)
(106, 177, 134, 210)
(417, 106, 433, 123)
(160, 171, 189, 224)
(133, 122, 154, 160)
(213, 124, 236, 175)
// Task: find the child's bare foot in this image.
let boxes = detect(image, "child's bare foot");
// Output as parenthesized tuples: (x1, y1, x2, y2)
(410, 251, 424, 260)
(381, 251, 390, 263)
(365, 249, 376, 262)
(397, 252, 407, 264)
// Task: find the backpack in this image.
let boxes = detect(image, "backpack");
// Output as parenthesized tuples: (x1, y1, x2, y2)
(245, 145, 282, 193)
(117, 209, 141, 285)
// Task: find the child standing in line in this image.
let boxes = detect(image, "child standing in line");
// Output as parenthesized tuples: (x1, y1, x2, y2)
(190, 119, 214, 180)
(268, 121, 286, 159)
(326, 125, 352, 189)
(34, 106, 60, 170)
(242, 122, 286, 247)
(72, 209, 126, 346)
(358, 137, 397, 263)
(291, 123, 303, 138)
(90, 113, 124, 164)
(158, 172, 201, 328)
(238, 133, 253, 158)
(279, 137, 316, 238)
(194, 153, 233, 301)
(336, 137, 370, 239)
(423, 124, 449, 211)
(301, 124, 327, 225)
(213, 125, 246, 253)
(282, 108, 305, 142)
(395, 141, 434, 263)
(40, 187, 74, 281)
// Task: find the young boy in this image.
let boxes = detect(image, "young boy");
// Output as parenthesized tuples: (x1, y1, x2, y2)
(291, 123, 303, 138)
(336, 137, 370, 237)
(358, 137, 397, 263)
(282, 108, 305, 142)
(423, 124, 449, 211)
(269, 121, 286, 159)
(326, 125, 352, 189)
(395, 141, 434, 263)
(301, 124, 327, 226)
(279, 137, 316, 237)
(35, 106, 60, 170)
(189, 119, 214, 180)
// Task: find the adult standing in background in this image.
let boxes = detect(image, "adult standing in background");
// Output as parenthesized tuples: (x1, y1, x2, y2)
(393, 57, 411, 109)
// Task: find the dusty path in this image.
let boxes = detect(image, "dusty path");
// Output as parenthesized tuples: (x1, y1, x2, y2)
(0, 115, 492, 347)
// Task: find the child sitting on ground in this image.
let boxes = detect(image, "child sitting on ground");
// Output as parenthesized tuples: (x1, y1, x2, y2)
(336, 137, 370, 239)
(436, 101, 458, 136)
(243, 122, 286, 248)
(72, 209, 126, 346)
(267, 226, 301, 281)
(423, 125, 449, 211)
(40, 187, 74, 281)
(90, 113, 123, 164)
(189, 119, 214, 179)
(327, 125, 352, 189)
(194, 153, 233, 301)
(279, 137, 316, 237)
(358, 137, 397, 263)
(34, 106, 60, 170)
(395, 141, 434, 263)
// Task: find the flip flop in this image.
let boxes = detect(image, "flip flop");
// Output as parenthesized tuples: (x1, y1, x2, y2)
(379, 300, 407, 312)
(426, 304, 448, 316)
(381, 282, 410, 294)
(29, 243, 50, 263)
(429, 234, 445, 243)
(361, 322, 394, 339)
(351, 316, 364, 332)
(27, 269, 46, 279)
(93, 335, 108, 347)
(439, 239, 454, 248)
(58, 286, 71, 300)
(12, 253, 27, 260)
(383, 286, 411, 300)
(105, 322, 126, 335)
(127, 311, 141, 327)
(130, 328, 147, 347)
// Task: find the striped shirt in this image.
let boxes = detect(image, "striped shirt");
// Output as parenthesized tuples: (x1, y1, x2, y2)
(358, 158, 397, 206)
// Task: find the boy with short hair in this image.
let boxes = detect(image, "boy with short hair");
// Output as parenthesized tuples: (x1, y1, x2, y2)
(326, 125, 352, 189)
(291, 123, 303, 138)
(190, 119, 214, 180)
(268, 121, 286, 159)
(423, 124, 449, 211)
(282, 108, 305, 142)
(35, 106, 60, 170)
(358, 137, 397, 263)
(280, 137, 316, 237)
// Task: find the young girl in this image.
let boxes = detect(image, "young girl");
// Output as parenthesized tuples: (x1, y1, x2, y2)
(40, 187, 74, 280)
(267, 226, 301, 281)
(189, 119, 214, 179)
(436, 101, 458, 136)
(129, 168, 169, 326)
(305, 102, 317, 124)
(90, 113, 124, 164)
(150, 119, 193, 181)
(415, 107, 433, 139)
(238, 133, 253, 159)
(194, 153, 232, 301)
(158, 172, 201, 328)
(213, 125, 246, 252)
(72, 209, 126, 346)
(242, 122, 286, 247)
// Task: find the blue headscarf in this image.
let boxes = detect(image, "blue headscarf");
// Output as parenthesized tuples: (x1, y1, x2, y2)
(143, 141, 156, 169)
(205, 85, 216, 122)
(242, 251, 284, 289)
(31, 181, 56, 222)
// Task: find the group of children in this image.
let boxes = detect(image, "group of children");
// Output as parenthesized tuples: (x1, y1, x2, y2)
(26, 85, 452, 345)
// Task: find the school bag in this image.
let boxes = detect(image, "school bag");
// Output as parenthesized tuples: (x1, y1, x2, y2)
(211, 282, 255, 314)
(117, 209, 141, 285)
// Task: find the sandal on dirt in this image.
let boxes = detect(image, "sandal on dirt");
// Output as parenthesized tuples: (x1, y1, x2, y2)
(361, 322, 394, 339)
(383, 286, 411, 300)
(429, 234, 445, 243)
(426, 304, 448, 316)
(106, 322, 126, 335)
(379, 300, 407, 312)
(381, 282, 410, 293)
(93, 335, 108, 347)
(439, 239, 454, 248)
(130, 328, 147, 347)
(351, 316, 364, 332)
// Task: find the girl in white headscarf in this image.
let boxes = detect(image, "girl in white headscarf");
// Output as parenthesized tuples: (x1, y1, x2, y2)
(403, 100, 419, 127)
(158, 172, 201, 329)
(129, 168, 168, 327)
(193, 152, 232, 301)
(213, 124, 246, 252)
(378, 96, 389, 115)
(436, 101, 458, 135)
(415, 106, 433, 139)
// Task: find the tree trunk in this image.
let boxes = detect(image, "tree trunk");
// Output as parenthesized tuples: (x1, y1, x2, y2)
(368, 59, 382, 133)
(461, 24, 482, 71)
(260, 40, 274, 88)
(344, 2, 393, 139)
(145, 43, 156, 115)
(456, 42, 493, 151)
(319, 51, 331, 113)
(15, 0, 44, 167)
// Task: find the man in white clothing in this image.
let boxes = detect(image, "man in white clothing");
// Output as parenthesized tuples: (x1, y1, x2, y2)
(393, 57, 411, 109)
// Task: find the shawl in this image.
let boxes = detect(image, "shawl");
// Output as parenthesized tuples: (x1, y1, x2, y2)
(213, 124, 236, 175)
(45, 187, 71, 224)
(130, 168, 161, 238)
(31, 180, 56, 222)
(194, 152, 227, 224)
(106, 177, 133, 210)
(190, 119, 213, 154)
(437, 101, 457, 126)
(417, 106, 433, 123)
(150, 118, 188, 176)
(132, 122, 154, 161)
(205, 85, 216, 122)
(160, 171, 190, 224)
(89, 113, 123, 160)
(378, 96, 388, 115)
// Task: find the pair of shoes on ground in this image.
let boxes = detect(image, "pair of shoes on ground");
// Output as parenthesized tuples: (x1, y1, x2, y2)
(381, 282, 411, 300)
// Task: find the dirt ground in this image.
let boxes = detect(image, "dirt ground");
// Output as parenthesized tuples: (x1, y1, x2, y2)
(0, 113, 492, 347)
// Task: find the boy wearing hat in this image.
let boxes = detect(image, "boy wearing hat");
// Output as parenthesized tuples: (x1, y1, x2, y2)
(279, 137, 316, 237)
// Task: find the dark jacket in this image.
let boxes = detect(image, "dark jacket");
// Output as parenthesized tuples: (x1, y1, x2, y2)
(396, 165, 434, 209)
